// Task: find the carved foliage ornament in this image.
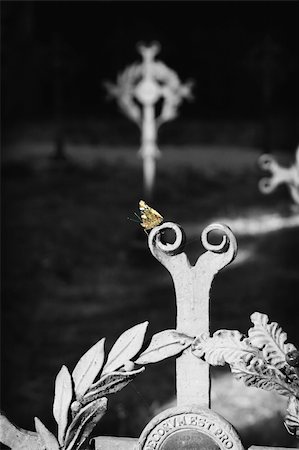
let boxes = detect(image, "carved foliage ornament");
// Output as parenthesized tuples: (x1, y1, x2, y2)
(2, 313, 297, 448)
(192, 312, 299, 437)
(1, 323, 148, 449)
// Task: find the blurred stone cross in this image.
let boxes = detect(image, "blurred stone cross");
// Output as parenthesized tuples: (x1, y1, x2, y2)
(104, 42, 193, 199)
(258, 146, 299, 209)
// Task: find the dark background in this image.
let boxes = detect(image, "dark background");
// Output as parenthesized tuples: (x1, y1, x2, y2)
(1, 1, 299, 448)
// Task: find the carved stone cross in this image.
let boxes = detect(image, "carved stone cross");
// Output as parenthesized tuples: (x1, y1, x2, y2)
(2, 220, 297, 449)
(94, 222, 240, 449)
(104, 42, 192, 198)
(0, 221, 240, 450)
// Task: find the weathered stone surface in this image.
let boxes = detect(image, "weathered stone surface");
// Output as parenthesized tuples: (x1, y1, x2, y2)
(0, 413, 43, 450)
(92, 436, 137, 449)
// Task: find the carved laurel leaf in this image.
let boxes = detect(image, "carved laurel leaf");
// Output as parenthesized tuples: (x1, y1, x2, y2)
(72, 338, 105, 398)
(101, 322, 148, 374)
(34, 417, 60, 450)
(135, 330, 193, 365)
(231, 358, 297, 397)
(64, 397, 107, 450)
(249, 312, 297, 369)
(192, 330, 259, 366)
(284, 396, 299, 437)
(53, 365, 73, 446)
(84, 366, 145, 403)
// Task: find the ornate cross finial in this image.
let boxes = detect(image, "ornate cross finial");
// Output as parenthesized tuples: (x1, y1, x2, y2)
(147, 222, 237, 406)
(258, 147, 299, 207)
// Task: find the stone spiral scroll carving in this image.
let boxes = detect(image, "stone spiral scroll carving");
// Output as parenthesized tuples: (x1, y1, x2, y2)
(148, 222, 186, 255)
(149, 221, 237, 267)
(201, 223, 237, 254)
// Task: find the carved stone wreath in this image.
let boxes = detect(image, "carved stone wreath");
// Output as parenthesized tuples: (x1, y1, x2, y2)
(1, 311, 298, 448)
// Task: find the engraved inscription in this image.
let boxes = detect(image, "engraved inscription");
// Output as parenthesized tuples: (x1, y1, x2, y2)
(144, 414, 235, 449)
(138, 406, 244, 450)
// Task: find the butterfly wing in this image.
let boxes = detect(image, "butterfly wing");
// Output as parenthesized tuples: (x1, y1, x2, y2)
(139, 200, 163, 231)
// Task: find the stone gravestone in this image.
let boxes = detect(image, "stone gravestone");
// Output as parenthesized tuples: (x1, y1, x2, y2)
(104, 42, 193, 199)
(1, 203, 298, 449)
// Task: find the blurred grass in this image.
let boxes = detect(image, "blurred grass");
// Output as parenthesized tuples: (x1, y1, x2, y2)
(1, 148, 299, 447)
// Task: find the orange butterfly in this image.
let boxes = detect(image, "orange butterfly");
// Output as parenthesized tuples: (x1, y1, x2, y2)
(139, 200, 164, 231)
